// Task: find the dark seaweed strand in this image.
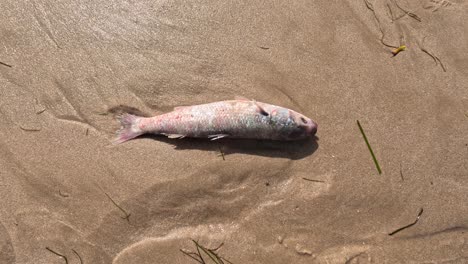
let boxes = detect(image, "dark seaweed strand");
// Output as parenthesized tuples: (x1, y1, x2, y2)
(389, 208, 424, 236)
(45, 247, 68, 264)
(180, 249, 204, 264)
(0, 61, 12, 67)
(193, 240, 220, 264)
(195, 241, 206, 264)
(400, 163, 404, 181)
(302, 177, 325, 183)
(357, 120, 382, 174)
(103, 191, 131, 222)
(72, 249, 83, 264)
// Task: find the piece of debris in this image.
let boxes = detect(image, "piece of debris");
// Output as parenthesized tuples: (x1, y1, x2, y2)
(357, 120, 382, 174)
(392, 45, 406, 56)
(295, 244, 313, 256)
(389, 208, 424, 235)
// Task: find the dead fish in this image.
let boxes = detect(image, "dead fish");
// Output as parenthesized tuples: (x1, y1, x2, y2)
(113, 98, 318, 144)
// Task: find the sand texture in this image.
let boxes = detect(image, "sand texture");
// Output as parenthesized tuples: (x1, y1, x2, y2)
(1, 0, 467, 263)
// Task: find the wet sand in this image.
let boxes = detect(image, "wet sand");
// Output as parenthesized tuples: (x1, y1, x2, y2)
(1, 0, 467, 263)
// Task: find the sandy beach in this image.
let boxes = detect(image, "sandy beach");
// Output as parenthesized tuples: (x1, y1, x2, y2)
(1, 0, 467, 263)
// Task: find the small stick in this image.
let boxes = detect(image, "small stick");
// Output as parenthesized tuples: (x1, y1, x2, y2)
(357, 120, 382, 174)
(19, 126, 41, 132)
(399, 163, 404, 181)
(0, 61, 12, 68)
(389, 208, 424, 235)
(45, 247, 69, 264)
(85, 128, 89, 136)
(71, 249, 83, 264)
(103, 191, 131, 222)
(259, 46, 270, 50)
(302, 177, 325, 183)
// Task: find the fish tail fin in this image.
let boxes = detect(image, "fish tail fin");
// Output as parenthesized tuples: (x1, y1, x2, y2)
(113, 113, 144, 144)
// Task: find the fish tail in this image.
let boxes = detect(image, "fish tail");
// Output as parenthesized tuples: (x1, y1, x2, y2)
(113, 113, 144, 144)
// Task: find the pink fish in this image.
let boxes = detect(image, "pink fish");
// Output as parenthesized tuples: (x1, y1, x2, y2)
(114, 98, 317, 144)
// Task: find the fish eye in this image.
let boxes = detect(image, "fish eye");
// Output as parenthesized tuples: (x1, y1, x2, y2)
(300, 117, 308, 123)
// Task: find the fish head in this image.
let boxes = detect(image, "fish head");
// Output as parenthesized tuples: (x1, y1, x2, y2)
(285, 110, 317, 140)
(268, 107, 317, 140)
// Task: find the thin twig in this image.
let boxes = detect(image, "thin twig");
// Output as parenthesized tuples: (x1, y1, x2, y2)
(0, 61, 12, 68)
(45, 247, 68, 264)
(389, 208, 424, 235)
(302, 177, 325, 183)
(19, 126, 41, 132)
(357, 120, 382, 174)
(85, 128, 89, 136)
(399, 163, 404, 181)
(71, 249, 83, 264)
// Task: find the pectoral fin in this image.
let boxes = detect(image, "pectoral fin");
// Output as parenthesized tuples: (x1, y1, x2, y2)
(208, 134, 229, 140)
(163, 133, 186, 139)
(253, 101, 269, 116)
(235, 97, 269, 116)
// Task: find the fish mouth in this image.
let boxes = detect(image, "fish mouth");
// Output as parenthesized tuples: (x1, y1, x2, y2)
(288, 120, 317, 140)
(306, 121, 318, 136)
